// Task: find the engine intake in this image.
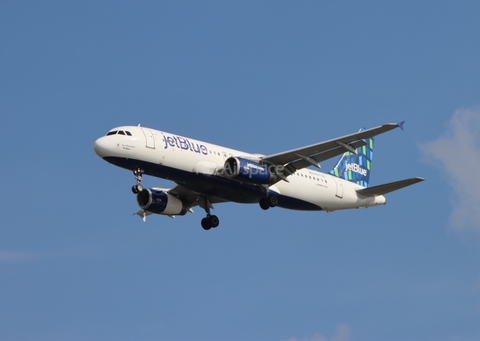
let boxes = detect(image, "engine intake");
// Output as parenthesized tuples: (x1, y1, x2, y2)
(223, 156, 276, 184)
(137, 188, 187, 215)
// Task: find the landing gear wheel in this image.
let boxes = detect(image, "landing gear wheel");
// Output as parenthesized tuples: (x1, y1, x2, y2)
(131, 184, 143, 194)
(201, 215, 219, 230)
(208, 215, 219, 228)
(201, 218, 211, 230)
(259, 198, 270, 210)
(259, 195, 278, 210)
(267, 195, 278, 207)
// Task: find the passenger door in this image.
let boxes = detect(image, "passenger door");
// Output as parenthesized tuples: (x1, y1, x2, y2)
(141, 128, 155, 149)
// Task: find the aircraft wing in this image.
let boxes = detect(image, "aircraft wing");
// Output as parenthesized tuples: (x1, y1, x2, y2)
(356, 177, 425, 196)
(261, 122, 404, 175)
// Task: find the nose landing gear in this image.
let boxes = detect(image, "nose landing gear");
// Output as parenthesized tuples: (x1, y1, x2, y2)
(131, 168, 144, 194)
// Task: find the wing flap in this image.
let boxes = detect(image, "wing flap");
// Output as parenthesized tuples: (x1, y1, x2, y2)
(356, 177, 425, 196)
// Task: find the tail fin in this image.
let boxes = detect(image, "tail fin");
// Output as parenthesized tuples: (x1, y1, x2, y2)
(329, 128, 373, 188)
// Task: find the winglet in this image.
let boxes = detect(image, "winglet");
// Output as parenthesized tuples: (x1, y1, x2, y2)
(397, 121, 405, 131)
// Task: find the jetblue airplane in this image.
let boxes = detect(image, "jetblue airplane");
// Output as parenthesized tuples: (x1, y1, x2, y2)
(93, 122, 424, 230)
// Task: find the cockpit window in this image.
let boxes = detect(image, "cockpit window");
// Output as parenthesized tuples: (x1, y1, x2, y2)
(106, 130, 133, 136)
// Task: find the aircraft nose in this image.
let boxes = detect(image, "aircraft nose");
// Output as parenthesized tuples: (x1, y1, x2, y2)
(93, 136, 110, 158)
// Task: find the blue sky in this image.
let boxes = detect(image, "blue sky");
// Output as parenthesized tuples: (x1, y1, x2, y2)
(1, 1, 480, 340)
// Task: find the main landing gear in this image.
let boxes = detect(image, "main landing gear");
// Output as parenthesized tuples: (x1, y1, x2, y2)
(131, 168, 144, 194)
(201, 215, 219, 230)
(200, 197, 219, 230)
(259, 195, 278, 210)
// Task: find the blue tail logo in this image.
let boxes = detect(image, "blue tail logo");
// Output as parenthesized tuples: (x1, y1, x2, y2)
(329, 129, 373, 188)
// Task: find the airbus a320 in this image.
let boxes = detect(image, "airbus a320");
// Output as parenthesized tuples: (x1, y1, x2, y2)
(93, 122, 424, 230)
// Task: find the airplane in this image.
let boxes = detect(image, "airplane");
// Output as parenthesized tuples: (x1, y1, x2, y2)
(93, 121, 424, 230)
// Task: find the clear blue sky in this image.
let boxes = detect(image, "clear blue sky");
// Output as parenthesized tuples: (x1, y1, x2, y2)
(1, 1, 480, 341)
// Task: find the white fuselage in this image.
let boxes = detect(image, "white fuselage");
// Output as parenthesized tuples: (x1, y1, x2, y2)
(93, 126, 386, 212)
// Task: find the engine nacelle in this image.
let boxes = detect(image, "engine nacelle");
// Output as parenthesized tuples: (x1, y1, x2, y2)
(136, 188, 187, 215)
(223, 156, 276, 184)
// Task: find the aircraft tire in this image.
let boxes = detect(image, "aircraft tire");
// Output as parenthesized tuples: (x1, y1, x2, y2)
(201, 218, 211, 230)
(267, 195, 278, 207)
(259, 198, 270, 210)
(209, 215, 220, 228)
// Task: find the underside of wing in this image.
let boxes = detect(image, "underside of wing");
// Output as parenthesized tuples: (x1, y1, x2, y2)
(133, 184, 229, 222)
(168, 184, 227, 209)
(356, 177, 425, 196)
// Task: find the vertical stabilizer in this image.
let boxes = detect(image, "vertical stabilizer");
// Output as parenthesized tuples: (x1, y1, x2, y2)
(330, 129, 373, 187)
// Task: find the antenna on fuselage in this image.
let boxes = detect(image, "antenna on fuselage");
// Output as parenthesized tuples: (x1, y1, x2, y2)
(138, 124, 141, 127)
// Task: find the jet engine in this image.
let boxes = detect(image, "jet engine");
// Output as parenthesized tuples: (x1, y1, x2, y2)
(223, 156, 276, 184)
(136, 188, 188, 215)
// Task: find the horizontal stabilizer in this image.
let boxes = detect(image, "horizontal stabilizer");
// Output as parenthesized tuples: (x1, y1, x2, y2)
(356, 177, 424, 196)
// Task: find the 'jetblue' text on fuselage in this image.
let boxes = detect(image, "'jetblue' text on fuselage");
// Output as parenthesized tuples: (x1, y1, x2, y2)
(162, 134, 208, 155)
